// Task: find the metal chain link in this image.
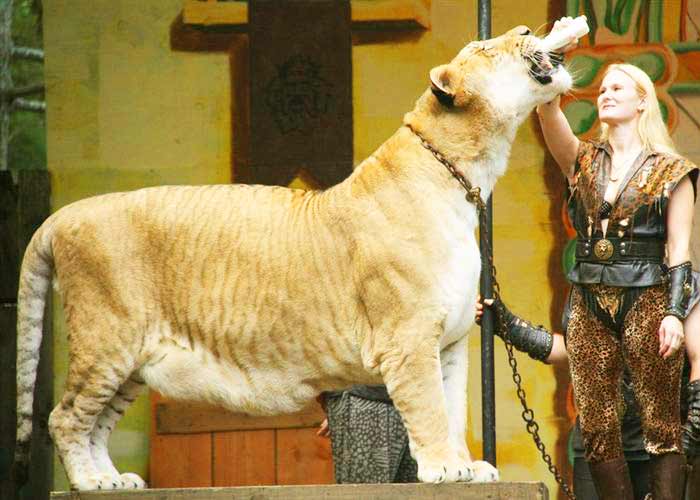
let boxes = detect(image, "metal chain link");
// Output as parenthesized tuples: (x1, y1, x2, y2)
(407, 124, 576, 499)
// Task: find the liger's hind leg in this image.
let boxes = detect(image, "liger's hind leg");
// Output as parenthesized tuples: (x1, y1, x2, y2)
(49, 361, 133, 490)
(89, 374, 147, 489)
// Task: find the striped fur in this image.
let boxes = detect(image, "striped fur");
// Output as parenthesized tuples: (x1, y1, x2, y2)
(14, 28, 571, 490)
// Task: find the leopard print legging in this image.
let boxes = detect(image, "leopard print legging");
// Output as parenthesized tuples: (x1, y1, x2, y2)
(567, 284, 684, 462)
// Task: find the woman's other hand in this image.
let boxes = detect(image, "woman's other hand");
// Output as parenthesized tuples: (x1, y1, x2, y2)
(475, 294, 494, 324)
(659, 315, 685, 359)
(549, 17, 580, 53)
(317, 418, 330, 438)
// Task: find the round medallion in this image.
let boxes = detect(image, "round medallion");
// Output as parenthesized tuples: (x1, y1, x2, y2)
(594, 239, 614, 260)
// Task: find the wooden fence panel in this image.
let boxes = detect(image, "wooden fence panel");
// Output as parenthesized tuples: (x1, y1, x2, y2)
(0, 171, 18, 301)
(0, 305, 18, 500)
(150, 393, 213, 488)
(213, 430, 276, 486)
(276, 428, 333, 485)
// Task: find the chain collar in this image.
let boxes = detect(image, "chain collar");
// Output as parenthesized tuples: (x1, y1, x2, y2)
(405, 123, 485, 210)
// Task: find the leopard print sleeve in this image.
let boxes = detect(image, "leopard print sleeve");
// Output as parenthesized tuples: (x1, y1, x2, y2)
(571, 140, 596, 180)
(671, 157, 699, 201)
(650, 155, 699, 201)
(569, 140, 600, 216)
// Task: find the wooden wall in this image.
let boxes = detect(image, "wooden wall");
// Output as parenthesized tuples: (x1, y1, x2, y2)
(150, 393, 333, 487)
(0, 170, 52, 500)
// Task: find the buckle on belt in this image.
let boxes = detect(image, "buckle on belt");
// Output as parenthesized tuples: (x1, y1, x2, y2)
(594, 238, 614, 260)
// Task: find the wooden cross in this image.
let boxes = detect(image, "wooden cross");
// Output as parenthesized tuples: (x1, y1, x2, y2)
(150, 1, 429, 488)
(169, 0, 429, 187)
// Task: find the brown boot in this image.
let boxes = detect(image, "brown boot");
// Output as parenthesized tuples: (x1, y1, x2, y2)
(649, 453, 685, 500)
(589, 457, 634, 500)
(685, 455, 700, 500)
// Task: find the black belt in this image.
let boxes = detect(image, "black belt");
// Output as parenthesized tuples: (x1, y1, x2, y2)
(575, 237, 665, 263)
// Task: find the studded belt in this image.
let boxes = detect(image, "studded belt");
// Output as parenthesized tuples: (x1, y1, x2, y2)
(575, 237, 665, 263)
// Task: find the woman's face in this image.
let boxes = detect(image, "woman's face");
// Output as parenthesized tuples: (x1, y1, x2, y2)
(597, 69, 644, 126)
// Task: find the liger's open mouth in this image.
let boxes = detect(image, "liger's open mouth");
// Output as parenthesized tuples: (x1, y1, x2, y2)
(526, 50, 565, 85)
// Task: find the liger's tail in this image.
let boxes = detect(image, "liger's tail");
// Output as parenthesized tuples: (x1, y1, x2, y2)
(11, 223, 54, 487)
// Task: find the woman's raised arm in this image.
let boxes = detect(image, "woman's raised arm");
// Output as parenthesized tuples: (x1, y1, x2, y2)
(537, 95, 579, 181)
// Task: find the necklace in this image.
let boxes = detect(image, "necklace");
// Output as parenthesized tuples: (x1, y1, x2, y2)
(609, 149, 641, 182)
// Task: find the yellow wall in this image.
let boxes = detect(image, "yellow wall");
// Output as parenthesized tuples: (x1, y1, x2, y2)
(44, 0, 567, 494)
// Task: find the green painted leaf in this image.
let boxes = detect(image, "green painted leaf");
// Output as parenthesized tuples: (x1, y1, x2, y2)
(628, 52, 666, 82)
(569, 55, 604, 88)
(659, 99, 668, 124)
(563, 100, 598, 135)
(562, 238, 577, 276)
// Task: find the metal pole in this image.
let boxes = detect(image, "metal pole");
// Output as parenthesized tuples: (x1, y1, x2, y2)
(477, 0, 496, 468)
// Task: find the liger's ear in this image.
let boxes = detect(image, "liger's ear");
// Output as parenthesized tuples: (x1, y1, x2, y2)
(430, 64, 455, 107)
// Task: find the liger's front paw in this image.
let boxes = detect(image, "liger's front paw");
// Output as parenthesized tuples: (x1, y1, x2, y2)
(72, 472, 124, 491)
(471, 460, 499, 482)
(416, 445, 474, 483)
(120, 472, 147, 489)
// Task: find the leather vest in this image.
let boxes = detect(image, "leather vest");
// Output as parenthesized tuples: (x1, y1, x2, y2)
(567, 140, 697, 287)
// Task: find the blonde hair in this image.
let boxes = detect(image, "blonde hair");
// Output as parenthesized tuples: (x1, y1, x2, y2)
(599, 63, 676, 154)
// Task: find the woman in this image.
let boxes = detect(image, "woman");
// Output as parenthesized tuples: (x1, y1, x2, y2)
(538, 37, 697, 498)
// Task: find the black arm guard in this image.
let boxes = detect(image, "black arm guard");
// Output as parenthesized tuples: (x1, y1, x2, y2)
(666, 261, 693, 320)
(492, 298, 554, 362)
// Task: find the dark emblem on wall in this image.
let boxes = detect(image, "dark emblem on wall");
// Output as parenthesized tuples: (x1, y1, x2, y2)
(264, 55, 335, 134)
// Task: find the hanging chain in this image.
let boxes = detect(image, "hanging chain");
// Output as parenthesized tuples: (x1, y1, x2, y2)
(407, 124, 576, 499)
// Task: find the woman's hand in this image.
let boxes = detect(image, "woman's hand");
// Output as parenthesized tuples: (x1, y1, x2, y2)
(317, 418, 330, 438)
(475, 294, 494, 324)
(658, 315, 685, 359)
(549, 17, 581, 53)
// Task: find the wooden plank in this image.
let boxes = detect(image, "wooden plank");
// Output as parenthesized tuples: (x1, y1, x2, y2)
(229, 35, 249, 183)
(149, 433, 213, 488)
(0, 305, 17, 500)
(149, 394, 212, 488)
(17, 169, 53, 500)
(276, 428, 333, 485)
(351, 0, 430, 29)
(246, 0, 353, 188)
(17, 170, 51, 252)
(0, 168, 18, 500)
(0, 170, 18, 301)
(182, 0, 430, 29)
(183, 1, 246, 25)
(0, 169, 52, 500)
(155, 401, 325, 434)
(51, 482, 550, 499)
(212, 431, 275, 486)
